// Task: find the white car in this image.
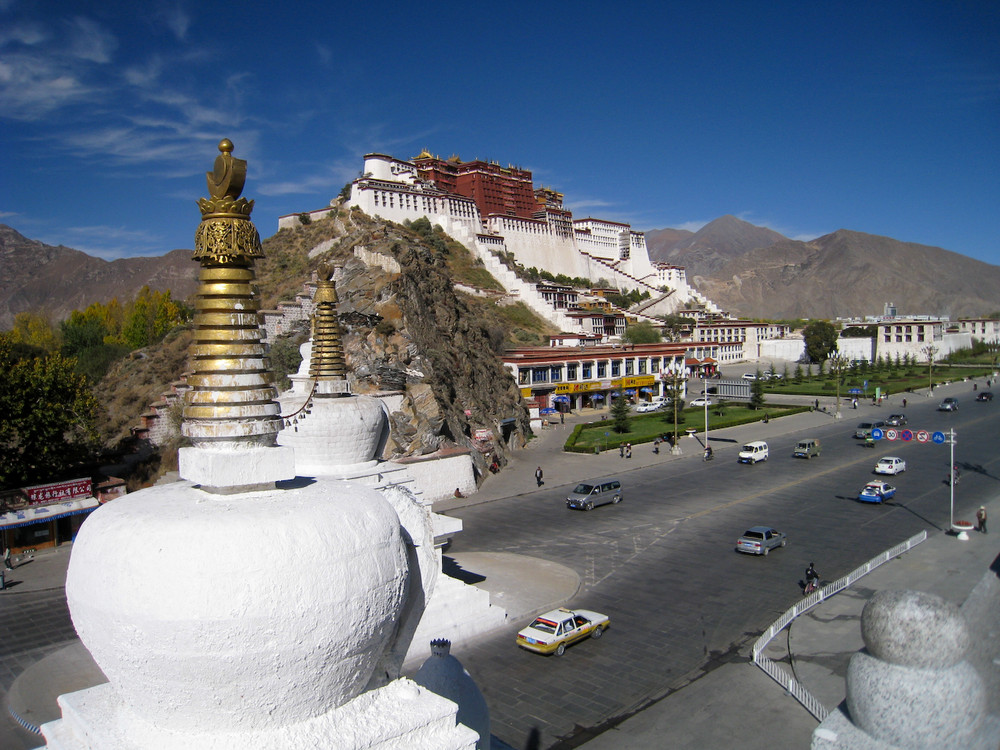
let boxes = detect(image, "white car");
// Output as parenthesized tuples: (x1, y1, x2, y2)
(634, 402, 661, 413)
(741, 373, 757, 381)
(516, 607, 610, 656)
(689, 397, 712, 407)
(874, 457, 906, 475)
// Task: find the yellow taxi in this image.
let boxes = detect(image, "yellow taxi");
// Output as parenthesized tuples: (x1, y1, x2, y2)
(515, 607, 610, 656)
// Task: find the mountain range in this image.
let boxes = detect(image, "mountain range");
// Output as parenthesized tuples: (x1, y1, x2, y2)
(644, 215, 1000, 320)
(3, 216, 1000, 328)
(0, 225, 197, 329)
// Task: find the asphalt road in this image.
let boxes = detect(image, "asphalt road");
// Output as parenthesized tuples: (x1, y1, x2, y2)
(440, 391, 998, 749)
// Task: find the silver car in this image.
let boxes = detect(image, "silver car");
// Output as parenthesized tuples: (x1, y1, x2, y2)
(736, 526, 787, 556)
(938, 398, 958, 412)
(566, 479, 622, 511)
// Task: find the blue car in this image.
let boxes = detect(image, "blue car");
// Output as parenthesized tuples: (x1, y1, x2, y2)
(859, 481, 896, 503)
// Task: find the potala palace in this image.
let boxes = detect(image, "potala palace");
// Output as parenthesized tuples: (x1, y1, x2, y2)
(280, 151, 721, 336)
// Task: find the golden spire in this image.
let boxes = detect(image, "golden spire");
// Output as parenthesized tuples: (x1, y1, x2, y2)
(182, 139, 282, 448)
(308, 263, 348, 383)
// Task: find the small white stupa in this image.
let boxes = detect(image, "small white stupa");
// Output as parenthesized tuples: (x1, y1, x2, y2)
(35, 140, 479, 750)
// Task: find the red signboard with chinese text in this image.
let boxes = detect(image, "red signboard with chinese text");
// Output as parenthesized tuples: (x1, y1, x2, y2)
(24, 478, 93, 505)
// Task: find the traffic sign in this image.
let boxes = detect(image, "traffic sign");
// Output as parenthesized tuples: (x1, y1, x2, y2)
(885, 429, 898, 441)
(871, 428, 884, 440)
(916, 431, 929, 443)
(932, 431, 946, 444)
(901, 429, 913, 442)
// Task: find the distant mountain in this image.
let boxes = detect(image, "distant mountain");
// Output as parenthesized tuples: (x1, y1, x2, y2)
(0, 225, 198, 329)
(692, 229, 1000, 319)
(646, 215, 787, 276)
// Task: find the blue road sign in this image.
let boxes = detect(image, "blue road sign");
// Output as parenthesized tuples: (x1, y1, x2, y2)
(848, 388, 862, 394)
(901, 429, 913, 442)
(932, 431, 946, 444)
(871, 428, 884, 440)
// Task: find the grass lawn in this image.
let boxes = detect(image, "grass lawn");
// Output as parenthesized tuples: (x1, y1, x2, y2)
(763, 365, 996, 399)
(565, 404, 811, 453)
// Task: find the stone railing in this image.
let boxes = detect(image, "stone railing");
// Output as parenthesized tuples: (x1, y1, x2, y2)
(751, 530, 928, 720)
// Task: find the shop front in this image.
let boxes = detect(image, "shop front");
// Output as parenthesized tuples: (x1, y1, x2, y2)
(1, 478, 103, 552)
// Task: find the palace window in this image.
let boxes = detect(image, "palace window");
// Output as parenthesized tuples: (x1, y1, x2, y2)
(650, 359, 659, 374)
(611, 360, 621, 377)
(597, 361, 607, 378)
(519, 370, 529, 385)
(638, 359, 647, 374)
(624, 359, 634, 376)
(550, 366, 563, 382)
(566, 364, 578, 381)
(532, 367, 549, 383)
(582, 362, 593, 379)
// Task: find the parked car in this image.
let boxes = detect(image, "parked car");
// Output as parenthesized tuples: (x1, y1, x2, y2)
(741, 373, 757, 381)
(634, 402, 661, 413)
(976, 391, 993, 402)
(516, 607, 610, 656)
(874, 456, 906, 475)
(793, 439, 821, 459)
(859, 481, 897, 503)
(938, 397, 958, 412)
(688, 397, 712, 407)
(884, 414, 907, 426)
(855, 421, 886, 439)
(735, 526, 786, 555)
(566, 479, 622, 511)
(737, 441, 769, 464)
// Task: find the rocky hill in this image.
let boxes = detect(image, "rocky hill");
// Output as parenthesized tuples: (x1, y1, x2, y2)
(646, 215, 786, 276)
(90, 208, 537, 481)
(0, 225, 198, 329)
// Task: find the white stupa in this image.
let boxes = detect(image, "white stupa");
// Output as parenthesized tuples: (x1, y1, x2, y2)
(35, 140, 479, 750)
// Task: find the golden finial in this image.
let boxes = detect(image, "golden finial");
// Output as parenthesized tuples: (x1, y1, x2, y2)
(308, 263, 348, 383)
(182, 138, 283, 450)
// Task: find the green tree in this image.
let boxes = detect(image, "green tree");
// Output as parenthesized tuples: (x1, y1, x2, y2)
(0, 340, 101, 488)
(802, 320, 840, 363)
(622, 321, 662, 344)
(610, 394, 631, 434)
(6, 312, 59, 353)
(749, 371, 766, 410)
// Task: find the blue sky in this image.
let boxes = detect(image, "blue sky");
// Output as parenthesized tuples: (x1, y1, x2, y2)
(1, 1, 998, 265)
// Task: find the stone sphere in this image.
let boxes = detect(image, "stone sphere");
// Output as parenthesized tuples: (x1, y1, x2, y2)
(847, 651, 985, 749)
(861, 590, 969, 668)
(66, 479, 408, 734)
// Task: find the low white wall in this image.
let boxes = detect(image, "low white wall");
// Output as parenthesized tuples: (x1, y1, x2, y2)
(756, 338, 806, 362)
(399, 453, 477, 503)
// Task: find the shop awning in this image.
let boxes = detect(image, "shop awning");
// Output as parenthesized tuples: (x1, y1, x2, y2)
(590, 393, 605, 400)
(639, 387, 653, 393)
(0, 496, 101, 530)
(553, 395, 570, 403)
(624, 389, 636, 395)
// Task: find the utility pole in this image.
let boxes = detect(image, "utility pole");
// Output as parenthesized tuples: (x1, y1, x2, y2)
(829, 354, 849, 420)
(922, 344, 938, 394)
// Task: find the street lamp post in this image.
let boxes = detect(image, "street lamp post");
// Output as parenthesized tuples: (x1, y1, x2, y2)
(830, 354, 848, 420)
(948, 428, 957, 529)
(702, 374, 709, 448)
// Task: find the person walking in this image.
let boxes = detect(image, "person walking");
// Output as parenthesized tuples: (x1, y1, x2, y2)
(625, 443, 632, 459)
(3, 547, 12, 571)
(619, 443, 625, 458)
(976, 506, 987, 534)
(535, 466, 544, 487)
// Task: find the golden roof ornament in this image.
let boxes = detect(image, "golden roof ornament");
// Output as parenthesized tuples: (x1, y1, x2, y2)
(182, 139, 283, 452)
(193, 138, 263, 263)
(308, 263, 348, 383)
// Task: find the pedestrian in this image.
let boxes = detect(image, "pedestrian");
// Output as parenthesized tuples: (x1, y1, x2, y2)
(902, 398, 907, 408)
(626, 443, 632, 459)
(653, 438, 660, 455)
(976, 506, 987, 534)
(535, 466, 543, 487)
(560, 411, 564, 425)
(973, 383, 977, 392)
(3, 547, 12, 571)
(454, 487, 464, 499)
(814, 399, 820, 410)
(619, 443, 624, 458)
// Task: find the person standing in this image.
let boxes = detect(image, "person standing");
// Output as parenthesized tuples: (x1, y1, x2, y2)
(625, 443, 632, 459)
(619, 443, 625, 458)
(535, 466, 543, 487)
(977, 506, 987, 534)
(4, 547, 13, 571)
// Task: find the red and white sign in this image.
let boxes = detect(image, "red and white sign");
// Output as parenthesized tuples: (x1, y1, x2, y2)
(24, 478, 92, 505)
(916, 431, 930, 443)
(885, 429, 898, 441)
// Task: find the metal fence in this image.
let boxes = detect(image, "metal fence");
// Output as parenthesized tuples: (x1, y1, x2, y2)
(750, 530, 928, 721)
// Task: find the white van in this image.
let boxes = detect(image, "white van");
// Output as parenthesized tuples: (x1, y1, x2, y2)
(738, 441, 769, 464)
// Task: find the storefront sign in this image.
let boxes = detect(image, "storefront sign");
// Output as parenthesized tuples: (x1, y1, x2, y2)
(24, 478, 92, 505)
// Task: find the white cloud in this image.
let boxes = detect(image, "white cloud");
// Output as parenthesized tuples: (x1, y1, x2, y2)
(63, 224, 168, 259)
(257, 160, 358, 197)
(315, 43, 332, 66)
(157, 3, 191, 41)
(0, 53, 94, 119)
(0, 22, 48, 47)
(66, 17, 117, 64)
